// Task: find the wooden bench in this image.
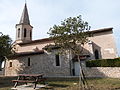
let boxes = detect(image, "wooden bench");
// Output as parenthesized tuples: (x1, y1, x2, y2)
(12, 80, 36, 83)
(12, 74, 46, 89)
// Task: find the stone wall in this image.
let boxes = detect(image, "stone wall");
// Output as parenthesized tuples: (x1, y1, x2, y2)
(5, 51, 71, 77)
(0, 68, 4, 76)
(84, 67, 120, 78)
(0, 71, 3, 76)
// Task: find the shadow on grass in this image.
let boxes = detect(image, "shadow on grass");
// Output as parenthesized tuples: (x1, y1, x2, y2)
(0, 77, 17, 88)
(49, 83, 69, 88)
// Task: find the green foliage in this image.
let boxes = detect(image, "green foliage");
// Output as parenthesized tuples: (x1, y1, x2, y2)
(86, 58, 120, 67)
(48, 15, 90, 54)
(48, 15, 90, 88)
(0, 32, 12, 58)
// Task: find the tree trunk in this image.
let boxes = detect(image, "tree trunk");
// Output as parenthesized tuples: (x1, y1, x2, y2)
(77, 55, 89, 90)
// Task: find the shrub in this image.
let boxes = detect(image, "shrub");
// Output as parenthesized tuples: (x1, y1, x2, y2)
(86, 58, 120, 67)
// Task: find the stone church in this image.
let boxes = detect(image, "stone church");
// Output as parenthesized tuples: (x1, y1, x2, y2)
(0, 3, 117, 76)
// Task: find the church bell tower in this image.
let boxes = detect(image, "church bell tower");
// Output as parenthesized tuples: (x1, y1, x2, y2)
(15, 3, 33, 43)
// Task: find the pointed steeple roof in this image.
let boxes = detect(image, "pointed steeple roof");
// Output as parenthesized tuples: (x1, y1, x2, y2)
(19, 3, 30, 24)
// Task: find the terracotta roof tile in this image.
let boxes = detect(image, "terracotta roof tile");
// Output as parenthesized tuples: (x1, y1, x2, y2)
(8, 50, 44, 59)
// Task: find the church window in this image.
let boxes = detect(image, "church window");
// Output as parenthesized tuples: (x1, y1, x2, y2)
(94, 49, 99, 59)
(18, 28, 20, 38)
(24, 28, 27, 37)
(55, 54, 60, 66)
(10, 62, 12, 67)
(28, 57, 30, 66)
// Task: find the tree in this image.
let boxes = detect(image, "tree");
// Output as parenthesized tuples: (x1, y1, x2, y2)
(48, 15, 90, 89)
(0, 32, 12, 70)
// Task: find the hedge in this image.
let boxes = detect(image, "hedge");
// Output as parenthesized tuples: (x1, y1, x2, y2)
(86, 58, 120, 67)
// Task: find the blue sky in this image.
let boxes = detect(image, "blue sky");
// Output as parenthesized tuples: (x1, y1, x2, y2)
(0, 0, 120, 55)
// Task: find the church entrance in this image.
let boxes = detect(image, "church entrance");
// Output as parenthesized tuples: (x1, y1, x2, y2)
(72, 55, 89, 76)
(74, 61, 80, 76)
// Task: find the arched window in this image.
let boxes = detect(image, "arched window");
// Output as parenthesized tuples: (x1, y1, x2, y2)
(18, 28, 20, 38)
(24, 28, 27, 37)
(9, 62, 12, 67)
(55, 54, 60, 66)
(94, 49, 99, 59)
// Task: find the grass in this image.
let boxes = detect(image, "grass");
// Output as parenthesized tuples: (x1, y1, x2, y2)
(0, 77, 120, 90)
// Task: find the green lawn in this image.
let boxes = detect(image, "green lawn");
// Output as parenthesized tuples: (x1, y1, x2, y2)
(0, 77, 120, 90)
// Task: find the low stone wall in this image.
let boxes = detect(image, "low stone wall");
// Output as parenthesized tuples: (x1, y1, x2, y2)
(0, 70, 4, 76)
(0, 71, 3, 75)
(84, 67, 120, 78)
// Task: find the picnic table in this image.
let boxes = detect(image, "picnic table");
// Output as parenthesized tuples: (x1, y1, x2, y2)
(12, 74, 46, 89)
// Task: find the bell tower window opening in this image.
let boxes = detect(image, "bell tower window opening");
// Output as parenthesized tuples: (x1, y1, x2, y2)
(24, 28, 27, 37)
(18, 28, 20, 38)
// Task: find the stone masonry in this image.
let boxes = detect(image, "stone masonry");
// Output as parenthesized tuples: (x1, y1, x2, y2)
(84, 67, 120, 78)
(5, 51, 70, 76)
